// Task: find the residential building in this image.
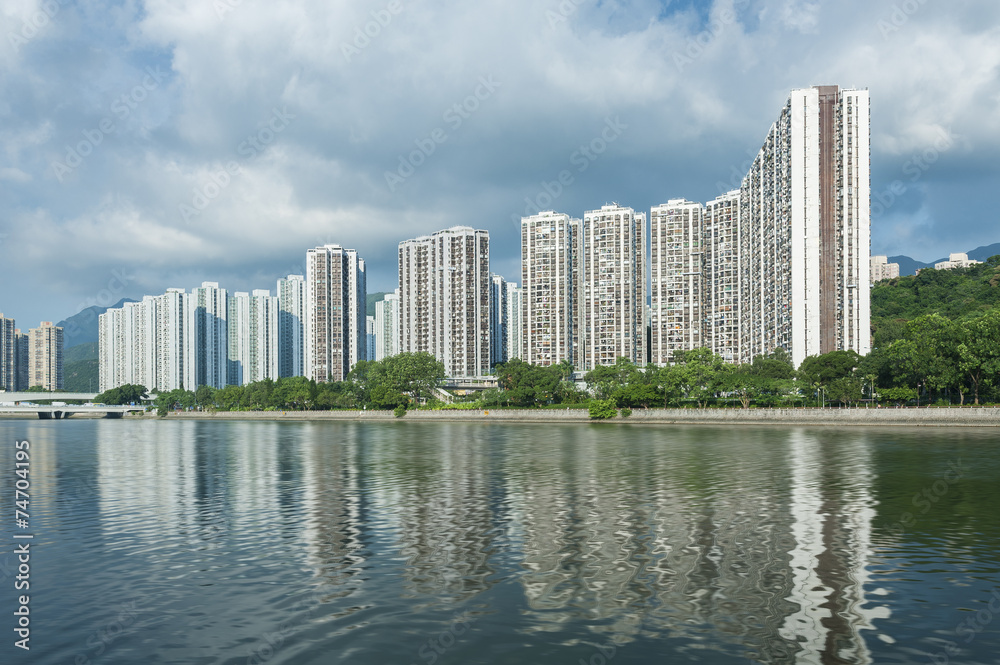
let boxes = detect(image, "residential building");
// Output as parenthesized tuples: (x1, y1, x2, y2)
(98, 290, 187, 394)
(156, 289, 195, 391)
(305, 244, 367, 383)
(192, 282, 228, 389)
(505, 283, 522, 362)
(346, 251, 368, 366)
(229, 290, 278, 385)
(0, 314, 13, 391)
(520, 211, 581, 367)
(28, 321, 64, 391)
(869, 256, 900, 284)
(650, 199, 704, 365)
(581, 204, 646, 370)
(398, 227, 491, 378)
(489, 274, 509, 366)
(277, 275, 306, 378)
(374, 291, 400, 361)
(934, 253, 981, 271)
(740, 85, 871, 366)
(704, 191, 742, 363)
(366, 316, 377, 362)
(14, 330, 28, 391)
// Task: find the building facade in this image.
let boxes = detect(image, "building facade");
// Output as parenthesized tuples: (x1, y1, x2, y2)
(28, 321, 64, 391)
(0, 314, 13, 392)
(869, 256, 900, 284)
(934, 253, 981, 271)
(14, 329, 28, 391)
(489, 274, 509, 366)
(277, 275, 306, 378)
(192, 282, 228, 389)
(650, 199, 704, 365)
(581, 204, 646, 370)
(374, 291, 400, 361)
(520, 212, 581, 367)
(398, 227, 491, 377)
(740, 85, 871, 366)
(505, 283, 522, 362)
(156, 289, 195, 391)
(305, 244, 367, 383)
(704, 191, 742, 363)
(229, 290, 279, 385)
(366, 316, 377, 363)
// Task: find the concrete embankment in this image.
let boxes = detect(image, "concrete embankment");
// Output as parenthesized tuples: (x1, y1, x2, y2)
(142, 407, 1000, 427)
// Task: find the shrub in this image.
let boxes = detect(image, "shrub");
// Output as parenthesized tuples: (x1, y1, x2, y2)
(393, 404, 407, 418)
(620, 407, 632, 418)
(588, 399, 617, 420)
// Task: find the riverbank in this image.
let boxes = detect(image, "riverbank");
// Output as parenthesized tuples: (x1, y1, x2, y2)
(119, 406, 1000, 427)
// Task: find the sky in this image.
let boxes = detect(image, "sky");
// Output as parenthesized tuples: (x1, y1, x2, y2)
(1, 0, 999, 327)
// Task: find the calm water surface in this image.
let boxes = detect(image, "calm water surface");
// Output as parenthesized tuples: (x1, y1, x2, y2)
(2, 420, 999, 664)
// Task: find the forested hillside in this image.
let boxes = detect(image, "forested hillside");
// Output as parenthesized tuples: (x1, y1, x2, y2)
(871, 255, 1000, 347)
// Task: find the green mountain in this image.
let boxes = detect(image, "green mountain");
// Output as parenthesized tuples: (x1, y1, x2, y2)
(65, 341, 98, 362)
(871, 255, 1000, 347)
(64, 359, 99, 392)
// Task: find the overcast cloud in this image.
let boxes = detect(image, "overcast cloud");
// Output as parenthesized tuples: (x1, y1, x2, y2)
(1, 0, 999, 326)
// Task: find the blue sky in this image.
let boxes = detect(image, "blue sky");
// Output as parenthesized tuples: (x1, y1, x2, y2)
(1, 0, 999, 328)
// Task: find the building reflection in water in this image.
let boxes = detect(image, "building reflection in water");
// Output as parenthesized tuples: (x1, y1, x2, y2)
(89, 420, 889, 662)
(298, 423, 369, 601)
(508, 426, 889, 663)
(386, 424, 499, 604)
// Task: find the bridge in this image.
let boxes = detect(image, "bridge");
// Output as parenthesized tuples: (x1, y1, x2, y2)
(0, 405, 143, 419)
(441, 377, 499, 392)
(0, 392, 99, 402)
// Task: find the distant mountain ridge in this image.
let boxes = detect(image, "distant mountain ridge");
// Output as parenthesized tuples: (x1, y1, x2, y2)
(888, 242, 1000, 276)
(56, 298, 136, 347)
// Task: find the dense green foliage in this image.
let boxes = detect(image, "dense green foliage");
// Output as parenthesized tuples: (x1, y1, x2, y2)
(872, 255, 1000, 346)
(65, 342, 99, 362)
(867, 255, 1000, 405)
(152, 352, 446, 413)
(484, 359, 583, 407)
(94, 384, 148, 405)
(588, 399, 618, 419)
(64, 359, 99, 392)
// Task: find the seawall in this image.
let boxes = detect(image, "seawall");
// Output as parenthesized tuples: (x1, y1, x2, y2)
(143, 407, 1000, 427)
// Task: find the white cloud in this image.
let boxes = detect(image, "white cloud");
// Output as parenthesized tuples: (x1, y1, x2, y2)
(2, 0, 1000, 323)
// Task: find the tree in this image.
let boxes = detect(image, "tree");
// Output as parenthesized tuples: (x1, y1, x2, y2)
(797, 350, 861, 387)
(827, 377, 863, 406)
(881, 387, 917, 406)
(957, 310, 1000, 405)
(154, 388, 196, 415)
(216, 385, 245, 410)
(270, 376, 314, 410)
(724, 364, 761, 409)
(588, 399, 617, 420)
(370, 384, 407, 409)
(655, 364, 687, 408)
(195, 385, 216, 409)
(380, 352, 446, 401)
(672, 348, 725, 408)
(497, 359, 563, 407)
(585, 357, 643, 400)
(94, 384, 148, 406)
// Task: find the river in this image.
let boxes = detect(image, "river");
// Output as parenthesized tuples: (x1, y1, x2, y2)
(1, 419, 998, 664)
